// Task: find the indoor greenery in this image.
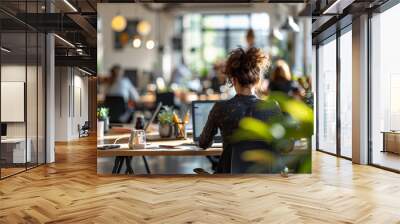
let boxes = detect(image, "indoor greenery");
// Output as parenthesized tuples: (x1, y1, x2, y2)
(158, 106, 174, 125)
(97, 107, 109, 121)
(233, 92, 313, 173)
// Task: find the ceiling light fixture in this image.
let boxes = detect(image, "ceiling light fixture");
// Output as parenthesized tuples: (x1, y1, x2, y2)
(78, 67, 92, 76)
(1, 47, 11, 53)
(137, 20, 151, 36)
(146, 40, 155, 50)
(54, 34, 75, 48)
(111, 15, 127, 32)
(322, 0, 349, 15)
(280, 16, 300, 33)
(63, 0, 78, 12)
(132, 38, 141, 48)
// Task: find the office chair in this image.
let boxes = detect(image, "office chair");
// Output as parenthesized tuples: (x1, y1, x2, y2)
(78, 121, 90, 138)
(156, 92, 175, 108)
(104, 96, 130, 123)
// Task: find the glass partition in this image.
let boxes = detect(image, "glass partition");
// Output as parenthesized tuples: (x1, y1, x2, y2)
(317, 37, 337, 154)
(370, 3, 400, 171)
(0, 1, 46, 179)
(1, 30, 28, 177)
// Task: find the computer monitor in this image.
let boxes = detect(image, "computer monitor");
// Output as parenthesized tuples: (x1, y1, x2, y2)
(1, 123, 7, 137)
(192, 101, 222, 143)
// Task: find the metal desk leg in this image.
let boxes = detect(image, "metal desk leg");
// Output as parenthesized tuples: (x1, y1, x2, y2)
(125, 156, 134, 174)
(117, 156, 124, 174)
(142, 156, 151, 174)
(112, 156, 122, 174)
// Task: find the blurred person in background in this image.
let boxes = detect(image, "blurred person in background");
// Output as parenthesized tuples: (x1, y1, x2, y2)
(170, 57, 192, 87)
(210, 60, 226, 93)
(298, 76, 313, 106)
(246, 29, 256, 49)
(105, 65, 140, 123)
(268, 60, 305, 100)
(107, 65, 140, 103)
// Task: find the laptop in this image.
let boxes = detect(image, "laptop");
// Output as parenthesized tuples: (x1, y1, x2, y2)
(144, 102, 163, 131)
(191, 100, 222, 147)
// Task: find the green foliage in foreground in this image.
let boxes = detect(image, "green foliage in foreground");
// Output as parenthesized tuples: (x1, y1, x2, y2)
(233, 92, 314, 173)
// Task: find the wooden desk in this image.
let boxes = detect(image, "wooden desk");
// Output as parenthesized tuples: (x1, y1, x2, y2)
(98, 129, 222, 174)
(1, 138, 32, 165)
(98, 128, 310, 175)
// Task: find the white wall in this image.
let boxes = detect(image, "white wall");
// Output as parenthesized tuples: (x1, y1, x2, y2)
(97, 3, 175, 80)
(1, 65, 37, 137)
(54, 67, 89, 141)
(1, 64, 46, 164)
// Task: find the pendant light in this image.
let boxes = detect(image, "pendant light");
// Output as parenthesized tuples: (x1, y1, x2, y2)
(111, 8, 127, 32)
(146, 40, 155, 50)
(137, 20, 151, 36)
(132, 37, 141, 48)
(280, 16, 300, 33)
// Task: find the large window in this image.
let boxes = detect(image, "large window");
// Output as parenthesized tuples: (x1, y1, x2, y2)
(339, 29, 352, 158)
(370, 3, 400, 171)
(183, 13, 270, 72)
(317, 37, 337, 154)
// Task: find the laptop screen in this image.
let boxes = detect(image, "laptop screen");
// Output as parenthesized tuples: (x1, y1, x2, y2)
(192, 101, 221, 142)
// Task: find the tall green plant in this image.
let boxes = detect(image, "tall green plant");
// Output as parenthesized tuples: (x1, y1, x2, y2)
(233, 92, 313, 173)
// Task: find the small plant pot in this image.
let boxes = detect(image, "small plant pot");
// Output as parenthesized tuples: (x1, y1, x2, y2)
(102, 117, 110, 133)
(159, 124, 173, 138)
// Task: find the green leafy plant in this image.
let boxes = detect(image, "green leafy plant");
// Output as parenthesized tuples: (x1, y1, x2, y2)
(97, 107, 109, 121)
(157, 106, 174, 125)
(233, 92, 313, 173)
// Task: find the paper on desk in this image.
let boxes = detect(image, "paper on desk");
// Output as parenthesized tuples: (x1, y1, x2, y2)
(155, 145, 203, 151)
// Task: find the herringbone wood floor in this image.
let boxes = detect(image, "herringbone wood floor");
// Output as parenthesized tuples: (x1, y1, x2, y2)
(1, 136, 400, 224)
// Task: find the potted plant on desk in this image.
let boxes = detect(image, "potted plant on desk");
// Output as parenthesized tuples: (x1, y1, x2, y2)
(97, 107, 109, 137)
(157, 107, 174, 138)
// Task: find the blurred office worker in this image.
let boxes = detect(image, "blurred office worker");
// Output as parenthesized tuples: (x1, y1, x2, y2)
(268, 60, 305, 99)
(105, 65, 140, 123)
(246, 29, 256, 49)
(199, 47, 281, 173)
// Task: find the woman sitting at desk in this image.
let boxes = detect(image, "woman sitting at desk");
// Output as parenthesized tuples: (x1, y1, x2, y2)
(198, 47, 281, 173)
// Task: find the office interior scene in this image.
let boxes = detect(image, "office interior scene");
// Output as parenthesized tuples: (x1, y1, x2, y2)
(0, 0, 97, 180)
(314, 0, 400, 172)
(1, 0, 400, 223)
(97, 3, 313, 175)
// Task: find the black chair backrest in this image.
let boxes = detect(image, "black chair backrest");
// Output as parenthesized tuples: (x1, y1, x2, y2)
(230, 141, 284, 174)
(104, 96, 127, 123)
(156, 92, 175, 107)
(82, 121, 90, 130)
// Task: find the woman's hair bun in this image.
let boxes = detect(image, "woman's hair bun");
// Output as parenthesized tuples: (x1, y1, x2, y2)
(225, 47, 270, 86)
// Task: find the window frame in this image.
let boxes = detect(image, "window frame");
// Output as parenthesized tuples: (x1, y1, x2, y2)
(315, 22, 353, 160)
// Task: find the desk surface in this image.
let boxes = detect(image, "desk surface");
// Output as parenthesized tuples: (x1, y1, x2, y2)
(98, 136, 222, 157)
(98, 127, 309, 158)
(98, 127, 222, 157)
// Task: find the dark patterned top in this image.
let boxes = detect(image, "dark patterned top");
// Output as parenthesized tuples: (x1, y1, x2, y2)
(199, 94, 281, 173)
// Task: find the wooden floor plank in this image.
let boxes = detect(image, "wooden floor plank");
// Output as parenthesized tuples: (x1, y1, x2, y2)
(0, 136, 400, 223)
